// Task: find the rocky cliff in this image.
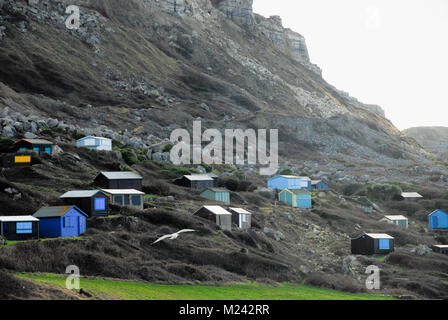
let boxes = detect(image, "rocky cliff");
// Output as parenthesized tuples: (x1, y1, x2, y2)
(0, 0, 434, 182)
(404, 126, 448, 160)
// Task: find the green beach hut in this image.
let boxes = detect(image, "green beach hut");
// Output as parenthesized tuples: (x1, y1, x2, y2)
(279, 188, 312, 209)
(200, 188, 231, 205)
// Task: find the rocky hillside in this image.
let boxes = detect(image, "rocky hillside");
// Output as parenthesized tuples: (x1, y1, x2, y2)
(0, 1, 448, 300)
(0, 0, 432, 180)
(403, 127, 448, 160)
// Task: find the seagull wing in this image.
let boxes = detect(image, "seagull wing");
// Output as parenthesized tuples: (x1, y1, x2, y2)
(176, 229, 197, 234)
(152, 233, 174, 245)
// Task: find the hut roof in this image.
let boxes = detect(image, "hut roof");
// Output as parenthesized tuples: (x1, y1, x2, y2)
(77, 136, 111, 142)
(277, 175, 311, 180)
(384, 215, 408, 221)
(200, 206, 231, 215)
(204, 188, 229, 193)
(428, 209, 448, 216)
(60, 190, 105, 198)
(433, 245, 448, 249)
(229, 207, 252, 215)
(33, 206, 87, 218)
(401, 192, 423, 198)
(14, 138, 53, 145)
(365, 233, 394, 240)
(281, 188, 311, 195)
(102, 189, 145, 195)
(97, 171, 142, 180)
(0, 216, 39, 222)
(183, 175, 214, 181)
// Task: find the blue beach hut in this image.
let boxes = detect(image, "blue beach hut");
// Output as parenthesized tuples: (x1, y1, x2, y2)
(428, 209, 448, 230)
(33, 206, 87, 238)
(268, 175, 311, 191)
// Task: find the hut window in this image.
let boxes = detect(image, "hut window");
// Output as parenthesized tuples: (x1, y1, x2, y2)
(63, 217, 74, 228)
(241, 214, 247, 222)
(132, 195, 141, 206)
(44, 147, 51, 154)
(16, 222, 33, 234)
(379, 239, 390, 250)
(124, 195, 130, 205)
(19, 148, 27, 151)
(94, 198, 106, 211)
(33, 147, 40, 153)
(114, 195, 123, 205)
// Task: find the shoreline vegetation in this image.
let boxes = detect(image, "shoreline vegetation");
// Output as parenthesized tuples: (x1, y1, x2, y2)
(17, 273, 394, 300)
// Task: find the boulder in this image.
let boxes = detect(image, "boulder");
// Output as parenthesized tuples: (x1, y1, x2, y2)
(196, 165, 207, 174)
(24, 132, 38, 139)
(52, 145, 64, 156)
(2, 126, 14, 138)
(152, 152, 163, 162)
(263, 227, 285, 241)
(412, 245, 432, 256)
(46, 118, 59, 128)
(13, 122, 23, 132)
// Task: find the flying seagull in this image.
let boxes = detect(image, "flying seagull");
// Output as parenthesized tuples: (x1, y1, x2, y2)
(151, 229, 197, 245)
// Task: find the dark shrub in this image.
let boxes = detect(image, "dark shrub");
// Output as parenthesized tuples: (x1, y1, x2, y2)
(143, 180, 171, 196)
(304, 272, 366, 293)
(385, 201, 423, 215)
(342, 183, 364, 196)
(0, 138, 14, 153)
(367, 184, 402, 202)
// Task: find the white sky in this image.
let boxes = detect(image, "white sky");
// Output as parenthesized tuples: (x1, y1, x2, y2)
(253, 0, 448, 130)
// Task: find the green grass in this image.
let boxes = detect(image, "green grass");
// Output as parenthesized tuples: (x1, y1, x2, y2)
(1, 237, 87, 248)
(375, 256, 387, 262)
(17, 273, 394, 300)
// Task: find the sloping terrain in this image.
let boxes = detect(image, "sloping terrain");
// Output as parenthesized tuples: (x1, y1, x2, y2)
(404, 127, 448, 160)
(0, 132, 447, 299)
(0, 0, 448, 300)
(0, 0, 428, 169)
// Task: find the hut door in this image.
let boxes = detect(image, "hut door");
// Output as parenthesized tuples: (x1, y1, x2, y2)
(432, 216, 439, 228)
(78, 217, 86, 234)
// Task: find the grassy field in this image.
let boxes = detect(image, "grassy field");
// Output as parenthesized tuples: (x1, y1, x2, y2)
(0, 237, 87, 248)
(17, 273, 394, 300)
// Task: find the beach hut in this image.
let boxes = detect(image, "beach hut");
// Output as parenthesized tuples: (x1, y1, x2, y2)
(0, 216, 39, 241)
(351, 233, 395, 255)
(94, 171, 143, 191)
(228, 207, 252, 230)
(279, 188, 312, 209)
(200, 188, 230, 204)
(432, 245, 448, 255)
(102, 189, 145, 210)
(381, 215, 409, 228)
(311, 180, 329, 191)
(33, 206, 87, 238)
(428, 209, 448, 230)
(60, 190, 109, 216)
(11, 138, 53, 156)
(1, 154, 32, 168)
(401, 192, 423, 202)
(267, 175, 311, 191)
(76, 136, 112, 151)
(173, 175, 215, 189)
(193, 206, 232, 231)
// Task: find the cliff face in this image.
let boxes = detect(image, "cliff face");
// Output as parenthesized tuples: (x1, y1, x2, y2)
(0, 0, 430, 177)
(158, 0, 321, 75)
(403, 127, 448, 160)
